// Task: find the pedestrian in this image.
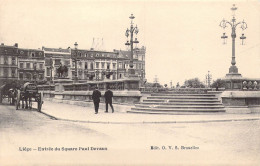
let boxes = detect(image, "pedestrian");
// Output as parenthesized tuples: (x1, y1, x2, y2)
(92, 86, 101, 114)
(104, 86, 114, 113)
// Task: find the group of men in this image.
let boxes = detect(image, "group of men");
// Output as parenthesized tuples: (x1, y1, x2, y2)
(92, 87, 114, 114)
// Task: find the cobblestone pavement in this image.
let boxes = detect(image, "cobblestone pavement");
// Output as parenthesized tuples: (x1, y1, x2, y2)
(0, 102, 260, 166)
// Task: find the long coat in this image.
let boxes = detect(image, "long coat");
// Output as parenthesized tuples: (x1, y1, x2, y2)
(92, 90, 101, 102)
(104, 90, 113, 103)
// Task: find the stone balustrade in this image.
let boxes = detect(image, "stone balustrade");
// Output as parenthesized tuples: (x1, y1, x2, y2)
(37, 78, 141, 104)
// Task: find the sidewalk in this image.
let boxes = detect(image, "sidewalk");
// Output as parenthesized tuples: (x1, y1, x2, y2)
(40, 101, 260, 124)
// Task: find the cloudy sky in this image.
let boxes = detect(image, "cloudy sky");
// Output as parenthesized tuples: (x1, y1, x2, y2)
(0, 0, 259, 86)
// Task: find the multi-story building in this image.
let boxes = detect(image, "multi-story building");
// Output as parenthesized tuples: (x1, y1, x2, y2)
(17, 48, 45, 83)
(0, 43, 18, 86)
(0, 43, 146, 86)
(71, 49, 118, 81)
(115, 46, 146, 82)
(42, 47, 71, 82)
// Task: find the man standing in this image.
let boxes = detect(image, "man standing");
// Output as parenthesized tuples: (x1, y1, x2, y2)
(92, 87, 101, 114)
(104, 86, 114, 113)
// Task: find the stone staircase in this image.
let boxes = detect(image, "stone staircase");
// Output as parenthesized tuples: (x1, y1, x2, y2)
(127, 92, 225, 115)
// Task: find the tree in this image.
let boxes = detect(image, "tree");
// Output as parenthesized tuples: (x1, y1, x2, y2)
(211, 79, 225, 88)
(183, 78, 205, 88)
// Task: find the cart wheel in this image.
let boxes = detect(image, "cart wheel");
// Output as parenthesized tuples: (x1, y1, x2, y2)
(16, 90, 20, 110)
(37, 92, 43, 112)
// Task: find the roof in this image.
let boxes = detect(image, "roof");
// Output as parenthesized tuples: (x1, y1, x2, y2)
(43, 47, 71, 55)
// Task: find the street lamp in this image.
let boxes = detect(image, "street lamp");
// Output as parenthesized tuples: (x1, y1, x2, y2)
(219, 4, 247, 76)
(125, 14, 139, 76)
(73, 42, 79, 82)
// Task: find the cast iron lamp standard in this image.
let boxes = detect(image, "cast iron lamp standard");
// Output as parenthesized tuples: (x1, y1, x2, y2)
(219, 4, 247, 77)
(125, 14, 139, 76)
(73, 42, 80, 82)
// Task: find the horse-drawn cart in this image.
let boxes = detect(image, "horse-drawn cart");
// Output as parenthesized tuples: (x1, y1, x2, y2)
(15, 82, 43, 111)
(0, 84, 16, 105)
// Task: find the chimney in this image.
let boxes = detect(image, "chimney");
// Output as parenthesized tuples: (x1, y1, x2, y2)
(14, 43, 18, 47)
(1, 43, 4, 46)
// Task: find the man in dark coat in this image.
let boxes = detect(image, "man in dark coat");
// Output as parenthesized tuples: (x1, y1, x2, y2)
(104, 87, 114, 113)
(92, 87, 101, 114)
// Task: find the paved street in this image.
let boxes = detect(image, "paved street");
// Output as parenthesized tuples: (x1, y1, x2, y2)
(1, 101, 260, 166)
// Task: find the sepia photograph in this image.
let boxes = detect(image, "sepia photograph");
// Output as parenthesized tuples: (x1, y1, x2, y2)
(0, 0, 260, 165)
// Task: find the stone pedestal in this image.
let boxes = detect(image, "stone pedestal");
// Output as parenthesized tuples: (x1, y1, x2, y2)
(225, 65, 242, 77)
(54, 78, 73, 95)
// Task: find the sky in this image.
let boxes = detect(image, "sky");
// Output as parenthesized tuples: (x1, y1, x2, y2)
(0, 0, 259, 86)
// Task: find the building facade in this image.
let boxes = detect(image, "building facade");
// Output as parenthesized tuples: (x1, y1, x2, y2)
(116, 46, 146, 82)
(0, 43, 18, 86)
(0, 43, 146, 86)
(17, 48, 45, 84)
(42, 47, 71, 82)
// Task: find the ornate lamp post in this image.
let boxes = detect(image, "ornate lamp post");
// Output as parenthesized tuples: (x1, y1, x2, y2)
(72, 42, 79, 82)
(219, 4, 247, 77)
(125, 14, 139, 76)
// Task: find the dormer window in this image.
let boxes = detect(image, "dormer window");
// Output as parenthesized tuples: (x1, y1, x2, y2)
(31, 52, 35, 57)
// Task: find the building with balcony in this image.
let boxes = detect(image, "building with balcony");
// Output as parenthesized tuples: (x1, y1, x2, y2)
(42, 47, 71, 82)
(115, 46, 146, 82)
(71, 49, 118, 81)
(17, 48, 45, 83)
(0, 43, 18, 86)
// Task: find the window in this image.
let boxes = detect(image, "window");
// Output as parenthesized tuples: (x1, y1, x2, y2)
(101, 62, 105, 69)
(107, 63, 110, 69)
(55, 59, 61, 65)
(113, 73, 116, 80)
(47, 68, 51, 76)
(96, 62, 99, 69)
(39, 74, 43, 80)
(118, 62, 122, 69)
(4, 68, 8, 77)
(12, 57, 16, 65)
(39, 64, 43, 69)
(20, 63, 24, 69)
(4, 57, 8, 65)
(113, 63, 116, 69)
(90, 63, 94, 69)
(26, 63, 30, 69)
(19, 73, 23, 80)
(85, 62, 88, 69)
(11, 69, 15, 77)
(31, 52, 35, 57)
(78, 62, 82, 68)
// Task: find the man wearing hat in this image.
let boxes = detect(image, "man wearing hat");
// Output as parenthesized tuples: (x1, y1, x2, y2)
(104, 86, 114, 113)
(92, 87, 101, 114)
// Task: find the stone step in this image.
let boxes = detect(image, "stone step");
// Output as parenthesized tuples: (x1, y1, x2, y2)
(135, 104, 225, 109)
(151, 93, 216, 97)
(143, 99, 221, 103)
(130, 107, 226, 113)
(147, 96, 218, 100)
(127, 110, 224, 115)
(138, 102, 223, 106)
